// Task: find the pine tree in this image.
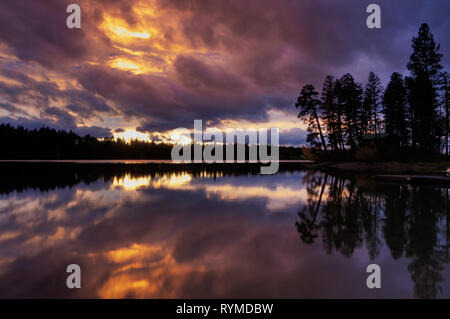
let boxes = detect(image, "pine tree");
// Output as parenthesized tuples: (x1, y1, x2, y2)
(382, 72, 409, 147)
(295, 85, 327, 151)
(363, 72, 383, 137)
(406, 24, 443, 154)
(335, 74, 363, 149)
(321, 76, 343, 151)
(443, 73, 449, 157)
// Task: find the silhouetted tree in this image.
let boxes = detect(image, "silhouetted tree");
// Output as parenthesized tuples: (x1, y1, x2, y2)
(406, 24, 444, 154)
(383, 72, 409, 147)
(335, 74, 363, 149)
(443, 72, 449, 157)
(321, 75, 344, 151)
(296, 85, 327, 151)
(363, 72, 383, 137)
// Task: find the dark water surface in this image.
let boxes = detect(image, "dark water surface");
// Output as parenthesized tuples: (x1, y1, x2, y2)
(0, 163, 449, 298)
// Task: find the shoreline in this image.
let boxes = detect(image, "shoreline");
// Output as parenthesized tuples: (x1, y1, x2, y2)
(0, 159, 448, 177)
(306, 161, 450, 175)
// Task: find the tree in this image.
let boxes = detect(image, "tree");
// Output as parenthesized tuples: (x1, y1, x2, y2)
(321, 75, 344, 151)
(295, 85, 327, 151)
(335, 74, 363, 149)
(363, 72, 383, 137)
(406, 24, 443, 154)
(443, 73, 449, 157)
(382, 72, 409, 147)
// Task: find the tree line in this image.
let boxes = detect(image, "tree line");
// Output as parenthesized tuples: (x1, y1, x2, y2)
(0, 124, 303, 160)
(0, 124, 174, 159)
(296, 24, 450, 159)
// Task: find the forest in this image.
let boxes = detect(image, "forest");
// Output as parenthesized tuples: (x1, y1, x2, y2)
(0, 124, 303, 160)
(296, 24, 450, 161)
(0, 124, 173, 159)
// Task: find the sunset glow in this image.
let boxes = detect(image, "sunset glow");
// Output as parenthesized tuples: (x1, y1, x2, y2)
(109, 26, 151, 40)
(113, 129, 150, 142)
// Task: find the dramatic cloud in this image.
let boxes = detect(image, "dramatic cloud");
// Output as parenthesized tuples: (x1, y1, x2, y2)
(0, 0, 448, 144)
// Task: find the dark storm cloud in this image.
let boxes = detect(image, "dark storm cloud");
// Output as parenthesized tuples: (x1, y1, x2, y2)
(0, 100, 113, 139)
(0, 0, 88, 68)
(122, 0, 450, 129)
(76, 125, 112, 137)
(64, 89, 113, 113)
(75, 65, 176, 118)
(43, 106, 77, 128)
(0, 62, 116, 125)
(75, 65, 270, 131)
(279, 128, 308, 146)
(161, 0, 449, 84)
(0, 103, 29, 116)
(0, 67, 60, 107)
(174, 55, 249, 96)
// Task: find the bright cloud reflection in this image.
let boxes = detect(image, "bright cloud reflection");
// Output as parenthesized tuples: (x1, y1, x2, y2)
(3, 168, 446, 299)
(113, 175, 151, 190)
(204, 185, 307, 211)
(97, 243, 203, 298)
(0, 170, 309, 298)
(111, 171, 306, 211)
(112, 173, 193, 191)
(151, 173, 192, 189)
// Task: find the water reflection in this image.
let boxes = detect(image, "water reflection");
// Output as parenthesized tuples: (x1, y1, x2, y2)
(296, 170, 450, 299)
(0, 163, 449, 298)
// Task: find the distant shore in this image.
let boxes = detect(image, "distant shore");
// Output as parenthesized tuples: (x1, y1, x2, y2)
(0, 159, 448, 176)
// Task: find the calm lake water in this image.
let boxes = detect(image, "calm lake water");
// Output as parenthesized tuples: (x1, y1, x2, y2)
(0, 163, 449, 298)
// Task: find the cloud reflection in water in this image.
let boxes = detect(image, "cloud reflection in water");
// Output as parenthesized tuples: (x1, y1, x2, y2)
(0, 166, 449, 298)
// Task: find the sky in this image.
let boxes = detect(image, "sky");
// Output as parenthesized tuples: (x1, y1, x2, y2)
(0, 0, 449, 145)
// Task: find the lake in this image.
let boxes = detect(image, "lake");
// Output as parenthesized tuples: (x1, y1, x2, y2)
(0, 162, 449, 298)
